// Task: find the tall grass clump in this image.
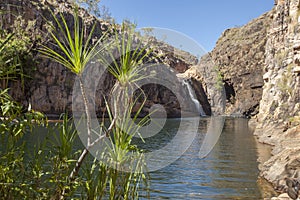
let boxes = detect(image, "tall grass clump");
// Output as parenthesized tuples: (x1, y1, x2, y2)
(0, 22, 47, 199)
(40, 4, 152, 199)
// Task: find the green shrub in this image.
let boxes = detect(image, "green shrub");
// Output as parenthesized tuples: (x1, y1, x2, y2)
(40, 5, 150, 199)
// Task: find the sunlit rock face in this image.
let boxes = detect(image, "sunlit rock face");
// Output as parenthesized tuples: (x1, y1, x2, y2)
(182, 12, 271, 117)
(2, 0, 298, 128)
(184, 0, 300, 196)
(252, 0, 300, 189)
(213, 12, 272, 117)
(1, 0, 205, 118)
(1, 0, 270, 119)
(256, 0, 300, 127)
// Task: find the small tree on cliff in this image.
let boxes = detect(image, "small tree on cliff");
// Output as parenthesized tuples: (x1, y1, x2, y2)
(73, 0, 113, 21)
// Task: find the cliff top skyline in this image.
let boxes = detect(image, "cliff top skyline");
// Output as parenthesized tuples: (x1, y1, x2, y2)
(102, 0, 274, 52)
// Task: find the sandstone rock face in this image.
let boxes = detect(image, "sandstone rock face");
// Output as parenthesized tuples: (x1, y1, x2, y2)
(1, 0, 111, 117)
(271, 193, 294, 200)
(175, 0, 300, 195)
(1, 0, 271, 119)
(3, 0, 300, 197)
(186, 12, 271, 117)
(252, 0, 300, 193)
(179, 55, 225, 115)
(0, 0, 202, 118)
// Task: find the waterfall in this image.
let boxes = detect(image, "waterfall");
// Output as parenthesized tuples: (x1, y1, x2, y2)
(182, 80, 206, 116)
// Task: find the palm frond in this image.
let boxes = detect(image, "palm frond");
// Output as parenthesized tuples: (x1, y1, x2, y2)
(102, 23, 155, 86)
(39, 7, 106, 75)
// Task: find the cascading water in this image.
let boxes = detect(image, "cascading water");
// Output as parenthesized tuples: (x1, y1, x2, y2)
(182, 80, 206, 116)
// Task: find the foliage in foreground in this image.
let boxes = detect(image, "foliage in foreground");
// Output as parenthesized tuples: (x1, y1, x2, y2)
(38, 2, 151, 199)
(0, 1, 152, 198)
(0, 114, 149, 199)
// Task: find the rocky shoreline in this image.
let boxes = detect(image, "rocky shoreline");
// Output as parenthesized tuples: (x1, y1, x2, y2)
(251, 0, 300, 199)
(185, 0, 300, 198)
(1, 0, 300, 198)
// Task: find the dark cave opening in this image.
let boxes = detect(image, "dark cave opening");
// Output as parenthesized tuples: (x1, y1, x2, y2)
(224, 81, 236, 104)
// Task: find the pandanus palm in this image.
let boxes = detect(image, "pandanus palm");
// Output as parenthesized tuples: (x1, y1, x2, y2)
(40, 6, 152, 199)
(39, 7, 108, 197)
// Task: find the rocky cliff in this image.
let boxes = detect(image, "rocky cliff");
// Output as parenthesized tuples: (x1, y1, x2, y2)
(0, 0, 206, 118)
(192, 0, 300, 196)
(251, 0, 300, 195)
(2, 0, 300, 195)
(1, 0, 111, 117)
(2, 0, 269, 119)
(184, 11, 271, 117)
(183, 0, 300, 197)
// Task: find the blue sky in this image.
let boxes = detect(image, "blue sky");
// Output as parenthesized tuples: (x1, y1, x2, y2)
(100, 0, 274, 53)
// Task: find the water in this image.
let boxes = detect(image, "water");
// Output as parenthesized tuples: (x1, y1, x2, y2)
(182, 80, 206, 116)
(24, 117, 264, 199)
(136, 117, 263, 199)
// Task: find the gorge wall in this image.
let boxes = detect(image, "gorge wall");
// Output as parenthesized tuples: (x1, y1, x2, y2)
(252, 0, 300, 193)
(1, 0, 271, 119)
(0, 0, 205, 118)
(2, 0, 300, 197)
(185, 0, 300, 195)
(184, 11, 272, 117)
